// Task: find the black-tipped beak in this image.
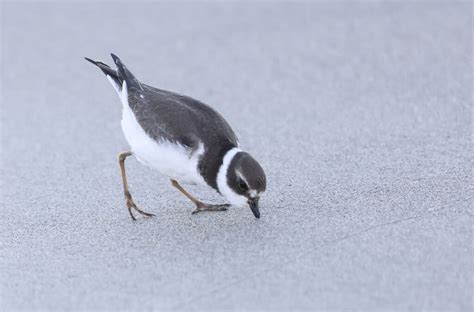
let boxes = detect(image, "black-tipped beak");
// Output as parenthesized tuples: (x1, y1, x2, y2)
(248, 198, 260, 219)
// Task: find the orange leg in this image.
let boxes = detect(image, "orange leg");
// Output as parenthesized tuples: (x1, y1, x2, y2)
(118, 151, 155, 220)
(170, 179, 229, 214)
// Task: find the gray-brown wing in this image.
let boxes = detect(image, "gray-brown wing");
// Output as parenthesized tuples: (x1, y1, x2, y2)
(128, 84, 239, 153)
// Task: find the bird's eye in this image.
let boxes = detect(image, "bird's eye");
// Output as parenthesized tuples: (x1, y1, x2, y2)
(238, 179, 248, 191)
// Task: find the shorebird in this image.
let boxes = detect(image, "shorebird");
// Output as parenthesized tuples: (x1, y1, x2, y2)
(85, 54, 266, 220)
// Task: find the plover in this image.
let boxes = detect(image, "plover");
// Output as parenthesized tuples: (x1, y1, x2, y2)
(85, 54, 266, 220)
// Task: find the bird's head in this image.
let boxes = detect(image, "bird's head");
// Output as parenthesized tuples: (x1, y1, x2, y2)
(217, 148, 266, 218)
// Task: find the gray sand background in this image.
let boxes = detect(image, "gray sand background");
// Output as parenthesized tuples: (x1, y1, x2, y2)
(1, 1, 472, 311)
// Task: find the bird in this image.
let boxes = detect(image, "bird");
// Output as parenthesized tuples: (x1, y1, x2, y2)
(85, 54, 266, 220)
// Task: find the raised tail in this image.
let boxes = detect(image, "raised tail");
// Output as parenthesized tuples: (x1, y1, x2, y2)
(84, 57, 122, 88)
(84, 53, 143, 92)
(110, 53, 143, 91)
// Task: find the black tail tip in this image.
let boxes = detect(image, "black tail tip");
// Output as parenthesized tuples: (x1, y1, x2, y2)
(84, 57, 96, 64)
(110, 53, 121, 66)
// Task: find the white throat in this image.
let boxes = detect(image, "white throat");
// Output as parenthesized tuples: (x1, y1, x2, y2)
(216, 147, 248, 207)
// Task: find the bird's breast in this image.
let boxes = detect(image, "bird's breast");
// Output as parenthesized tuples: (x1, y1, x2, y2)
(120, 104, 206, 185)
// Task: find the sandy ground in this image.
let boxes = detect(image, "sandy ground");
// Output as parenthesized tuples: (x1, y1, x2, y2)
(1, 1, 472, 311)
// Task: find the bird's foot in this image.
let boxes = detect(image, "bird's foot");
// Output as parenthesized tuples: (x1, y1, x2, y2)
(192, 202, 230, 214)
(125, 194, 155, 220)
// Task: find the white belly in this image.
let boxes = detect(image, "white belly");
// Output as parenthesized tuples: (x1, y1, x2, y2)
(115, 80, 206, 185)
